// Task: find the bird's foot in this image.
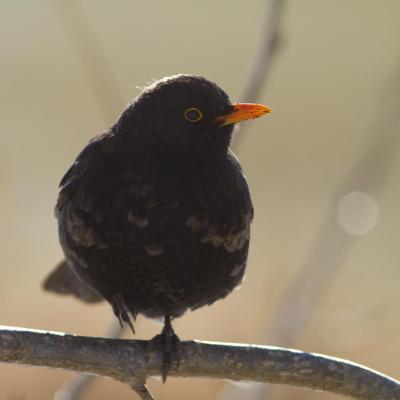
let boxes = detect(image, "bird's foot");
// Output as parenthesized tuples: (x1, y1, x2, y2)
(147, 316, 181, 383)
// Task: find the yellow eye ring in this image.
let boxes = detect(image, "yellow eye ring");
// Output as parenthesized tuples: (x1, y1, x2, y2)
(184, 107, 203, 122)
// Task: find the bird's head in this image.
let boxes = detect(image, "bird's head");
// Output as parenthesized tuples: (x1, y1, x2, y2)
(116, 75, 271, 159)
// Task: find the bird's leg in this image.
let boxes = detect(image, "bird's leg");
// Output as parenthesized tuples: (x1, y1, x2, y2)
(161, 315, 181, 382)
(148, 315, 181, 382)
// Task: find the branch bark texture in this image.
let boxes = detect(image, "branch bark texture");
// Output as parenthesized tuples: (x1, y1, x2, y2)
(0, 326, 399, 399)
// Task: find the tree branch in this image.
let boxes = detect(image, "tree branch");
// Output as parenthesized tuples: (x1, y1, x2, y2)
(1, 326, 399, 400)
(55, 319, 125, 400)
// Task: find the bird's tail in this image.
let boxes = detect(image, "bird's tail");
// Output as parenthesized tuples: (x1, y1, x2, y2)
(43, 260, 103, 303)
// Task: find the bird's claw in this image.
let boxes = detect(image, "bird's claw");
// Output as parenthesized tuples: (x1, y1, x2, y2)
(147, 316, 181, 382)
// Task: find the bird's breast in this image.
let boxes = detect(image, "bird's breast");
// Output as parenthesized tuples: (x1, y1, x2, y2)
(58, 151, 253, 263)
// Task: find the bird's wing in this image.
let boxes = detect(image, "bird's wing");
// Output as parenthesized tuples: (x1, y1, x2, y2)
(46, 131, 120, 301)
(43, 260, 104, 303)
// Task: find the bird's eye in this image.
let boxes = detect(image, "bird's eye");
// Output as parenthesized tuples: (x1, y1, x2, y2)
(184, 107, 203, 122)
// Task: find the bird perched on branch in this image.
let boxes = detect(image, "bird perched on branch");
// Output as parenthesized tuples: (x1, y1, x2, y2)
(43, 74, 271, 380)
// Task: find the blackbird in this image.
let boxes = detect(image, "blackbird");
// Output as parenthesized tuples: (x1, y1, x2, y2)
(43, 74, 271, 379)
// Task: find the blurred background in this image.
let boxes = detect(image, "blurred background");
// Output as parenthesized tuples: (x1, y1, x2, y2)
(1, 1, 400, 399)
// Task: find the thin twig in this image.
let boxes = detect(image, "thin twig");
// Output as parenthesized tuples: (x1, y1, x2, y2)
(51, 1, 128, 396)
(52, 0, 125, 125)
(233, 0, 286, 145)
(1, 326, 399, 400)
(240, 0, 285, 103)
(131, 382, 156, 400)
(266, 71, 400, 343)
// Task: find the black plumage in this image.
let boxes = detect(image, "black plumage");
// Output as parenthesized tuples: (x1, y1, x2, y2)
(44, 74, 271, 378)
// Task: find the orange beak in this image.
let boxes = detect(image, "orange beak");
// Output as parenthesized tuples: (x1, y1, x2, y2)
(214, 103, 272, 126)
